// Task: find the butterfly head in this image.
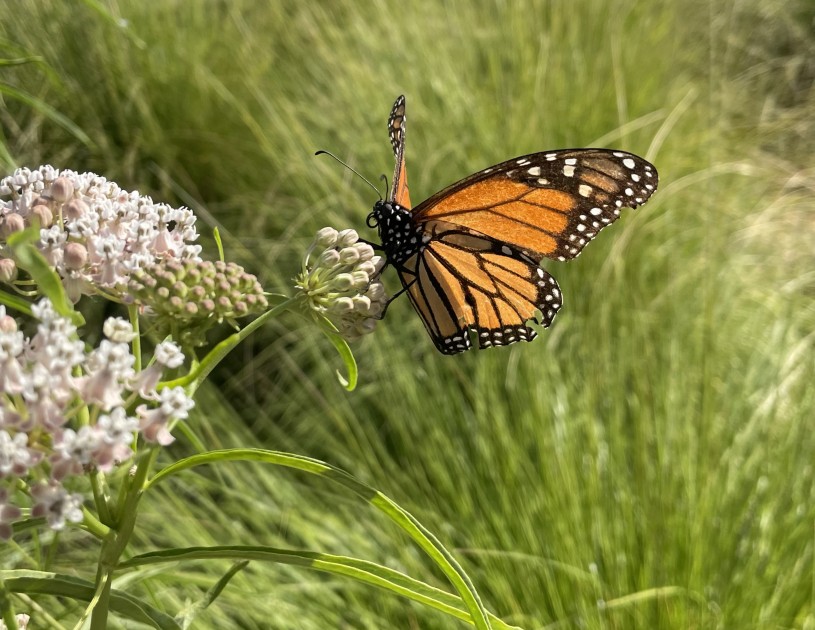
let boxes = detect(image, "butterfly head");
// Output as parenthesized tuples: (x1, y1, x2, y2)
(368, 200, 422, 265)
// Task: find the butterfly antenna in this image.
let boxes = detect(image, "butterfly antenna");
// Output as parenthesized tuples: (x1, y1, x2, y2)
(315, 150, 383, 200)
(380, 173, 389, 196)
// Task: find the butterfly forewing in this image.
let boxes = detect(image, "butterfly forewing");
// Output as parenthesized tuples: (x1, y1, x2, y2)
(398, 220, 562, 355)
(387, 95, 411, 208)
(410, 149, 658, 261)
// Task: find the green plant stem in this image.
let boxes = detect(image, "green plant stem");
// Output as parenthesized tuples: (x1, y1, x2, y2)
(89, 448, 159, 630)
(0, 577, 18, 630)
(81, 506, 110, 539)
(159, 297, 298, 394)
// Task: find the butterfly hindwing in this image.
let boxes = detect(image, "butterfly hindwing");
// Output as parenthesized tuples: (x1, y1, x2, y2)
(397, 220, 562, 355)
(410, 149, 658, 261)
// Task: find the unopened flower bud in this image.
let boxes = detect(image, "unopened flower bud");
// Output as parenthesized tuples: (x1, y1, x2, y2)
(0, 258, 17, 283)
(357, 261, 376, 276)
(352, 295, 371, 313)
(366, 283, 385, 301)
(339, 247, 361, 265)
(50, 177, 74, 202)
(314, 227, 339, 248)
(0, 316, 16, 334)
(332, 273, 355, 291)
(63, 198, 88, 220)
(332, 297, 354, 313)
(31, 204, 54, 228)
(351, 270, 370, 290)
(337, 228, 358, 247)
(63, 242, 88, 270)
(0, 213, 25, 238)
(318, 249, 341, 267)
(354, 242, 375, 261)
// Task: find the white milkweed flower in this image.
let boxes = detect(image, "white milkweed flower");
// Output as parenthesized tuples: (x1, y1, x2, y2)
(0, 299, 193, 539)
(294, 227, 388, 339)
(0, 166, 203, 302)
(30, 481, 84, 530)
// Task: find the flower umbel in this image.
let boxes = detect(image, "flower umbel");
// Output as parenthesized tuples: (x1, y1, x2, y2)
(0, 299, 195, 538)
(294, 227, 387, 339)
(0, 166, 202, 302)
(126, 258, 269, 345)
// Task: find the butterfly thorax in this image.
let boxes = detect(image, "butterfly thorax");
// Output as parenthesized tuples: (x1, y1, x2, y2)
(368, 200, 425, 266)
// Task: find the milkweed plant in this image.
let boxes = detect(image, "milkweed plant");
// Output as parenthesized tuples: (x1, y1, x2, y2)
(0, 166, 513, 630)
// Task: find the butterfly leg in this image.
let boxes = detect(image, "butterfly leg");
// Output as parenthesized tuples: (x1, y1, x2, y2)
(357, 238, 384, 251)
(376, 277, 416, 319)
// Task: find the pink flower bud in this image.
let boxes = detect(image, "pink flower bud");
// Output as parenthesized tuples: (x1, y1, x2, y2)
(63, 242, 88, 270)
(0, 213, 25, 238)
(0, 258, 17, 284)
(63, 198, 89, 220)
(50, 177, 74, 202)
(31, 204, 54, 228)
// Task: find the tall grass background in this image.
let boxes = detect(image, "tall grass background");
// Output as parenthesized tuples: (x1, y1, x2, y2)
(2, 0, 814, 627)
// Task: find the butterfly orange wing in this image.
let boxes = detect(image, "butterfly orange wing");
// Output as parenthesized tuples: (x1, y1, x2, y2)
(411, 149, 658, 261)
(398, 220, 562, 354)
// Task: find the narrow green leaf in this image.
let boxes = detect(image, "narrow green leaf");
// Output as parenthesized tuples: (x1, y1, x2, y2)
(121, 546, 519, 629)
(213, 227, 225, 262)
(5, 230, 83, 325)
(175, 561, 249, 629)
(159, 298, 296, 394)
(0, 84, 92, 147)
(0, 570, 181, 629)
(0, 290, 32, 317)
(314, 314, 358, 391)
(0, 577, 19, 630)
(147, 449, 492, 630)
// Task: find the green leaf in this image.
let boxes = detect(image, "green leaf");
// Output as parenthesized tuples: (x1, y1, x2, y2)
(0, 290, 32, 317)
(147, 449, 492, 630)
(314, 313, 358, 391)
(0, 83, 93, 147)
(0, 577, 19, 630)
(175, 561, 249, 629)
(5, 229, 84, 326)
(121, 546, 521, 629)
(0, 570, 181, 629)
(213, 227, 225, 262)
(159, 298, 297, 394)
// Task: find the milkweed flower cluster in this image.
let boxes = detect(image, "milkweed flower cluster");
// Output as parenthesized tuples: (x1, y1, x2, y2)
(126, 258, 268, 346)
(0, 166, 202, 302)
(294, 227, 387, 339)
(0, 300, 194, 539)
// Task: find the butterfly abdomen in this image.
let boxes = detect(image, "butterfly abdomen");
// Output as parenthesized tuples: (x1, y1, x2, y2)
(370, 200, 426, 266)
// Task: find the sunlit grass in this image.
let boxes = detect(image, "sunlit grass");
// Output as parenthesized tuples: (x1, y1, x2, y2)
(2, 0, 814, 627)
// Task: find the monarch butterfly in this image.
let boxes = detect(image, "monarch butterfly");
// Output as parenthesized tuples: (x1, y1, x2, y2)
(366, 95, 659, 355)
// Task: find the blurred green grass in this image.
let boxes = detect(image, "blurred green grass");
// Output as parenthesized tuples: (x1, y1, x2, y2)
(2, 0, 814, 628)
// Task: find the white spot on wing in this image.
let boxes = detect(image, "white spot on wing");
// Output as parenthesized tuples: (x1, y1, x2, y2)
(563, 165, 575, 177)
